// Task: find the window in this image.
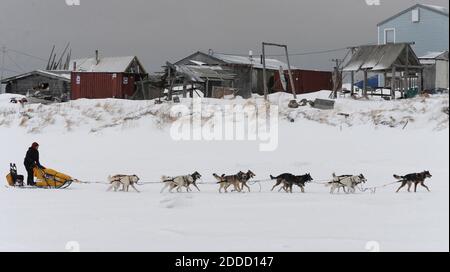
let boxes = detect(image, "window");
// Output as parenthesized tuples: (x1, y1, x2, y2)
(412, 9, 420, 22)
(384, 28, 396, 44)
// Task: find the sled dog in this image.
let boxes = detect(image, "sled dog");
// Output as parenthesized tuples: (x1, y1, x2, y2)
(213, 172, 245, 193)
(107, 174, 140, 193)
(238, 170, 256, 192)
(394, 171, 432, 193)
(270, 173, 313, 193)
(160, 172, 202, 193)
(326, 174, 366, 194)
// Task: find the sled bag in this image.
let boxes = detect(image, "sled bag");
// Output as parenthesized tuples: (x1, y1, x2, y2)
(6, 173, 14, 186)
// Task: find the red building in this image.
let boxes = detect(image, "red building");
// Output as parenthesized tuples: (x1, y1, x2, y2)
(70, 54, 146, 100)
(273, 69, 333, 94)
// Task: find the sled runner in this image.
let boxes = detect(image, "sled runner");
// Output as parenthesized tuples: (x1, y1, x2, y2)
(5, 164, 73, 189)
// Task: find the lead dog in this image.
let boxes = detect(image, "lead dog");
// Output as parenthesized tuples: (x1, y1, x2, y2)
(394, 171, 432, 193)
(107, 174, 140, 193)
(160, 172, 202, 193)
(326, 174, 366, 194)
(270, 173, 313, 193)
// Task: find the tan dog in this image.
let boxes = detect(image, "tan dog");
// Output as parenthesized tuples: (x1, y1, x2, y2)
(213, 172, 244, 193)
(107, 175, 140, 193)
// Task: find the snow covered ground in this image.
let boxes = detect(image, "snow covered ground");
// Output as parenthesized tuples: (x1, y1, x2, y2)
(0, 91, 448, 252)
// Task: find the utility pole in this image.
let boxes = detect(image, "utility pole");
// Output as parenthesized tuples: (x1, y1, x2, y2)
(1, 46, 6, 93)
(348, 47, 357, 96)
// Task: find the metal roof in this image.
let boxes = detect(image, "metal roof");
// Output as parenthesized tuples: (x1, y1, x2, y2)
(69, 56, 146, 73)
(419, 51, 449, 60)
(175, 65, 236, 83)
(378, 4, 449, 26)
(1, 70, 71, 84)
(211, 53, 297, 70)
(343, 43, 421, 72)
(175, 51, 296, 71)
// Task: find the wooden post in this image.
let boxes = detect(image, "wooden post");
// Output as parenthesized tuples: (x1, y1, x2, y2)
(189, 83, 194, 98)
(391, 66, 396, 99)
(141, 79, 147, 100)
(363, 70, 368, 97)
(167, 68, 173, 101)
(418, 70, 422, 95)
(262, 43, 268, 100)
(404, 46, 409, 98)
(350, 71, 355, 96)
(284, 45, 297, 99)
(182, 79, 187, 98)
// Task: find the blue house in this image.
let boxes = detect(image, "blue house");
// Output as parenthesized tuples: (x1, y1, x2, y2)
(377, 4, 449, 57)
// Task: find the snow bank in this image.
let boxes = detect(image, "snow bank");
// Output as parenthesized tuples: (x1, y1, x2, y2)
(0, 92, 448, 134)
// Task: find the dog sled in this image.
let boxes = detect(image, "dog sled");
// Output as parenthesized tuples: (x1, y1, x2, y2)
(6, 164, 74, 189)
(6, 164, 25, 187)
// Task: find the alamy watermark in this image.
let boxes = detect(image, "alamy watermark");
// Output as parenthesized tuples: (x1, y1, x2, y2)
(65, 0, 80, 6)
(169, 98, 279, 152)
(65, 241, 81, 252)
(365, 0, 381, 6)
(365, 241, 381, 252)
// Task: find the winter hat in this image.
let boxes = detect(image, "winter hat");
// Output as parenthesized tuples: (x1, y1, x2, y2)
(31, 142, 39, 148)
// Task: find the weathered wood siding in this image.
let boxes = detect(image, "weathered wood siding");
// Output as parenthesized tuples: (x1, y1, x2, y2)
(5, 75, 70, 98)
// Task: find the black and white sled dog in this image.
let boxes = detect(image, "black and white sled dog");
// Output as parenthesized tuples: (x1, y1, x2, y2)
(394, 171, 432, 193)
(326, 174, 367, 194)
(107, 174, 140, 193)
(270, 173, 313, 193)
(160, 171, 202, 193)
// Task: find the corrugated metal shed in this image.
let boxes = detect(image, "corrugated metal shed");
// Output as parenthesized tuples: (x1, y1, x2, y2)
(343, 43, 421, 72)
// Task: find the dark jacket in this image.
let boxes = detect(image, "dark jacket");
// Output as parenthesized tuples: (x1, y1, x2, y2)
(24, 147, 43, 169)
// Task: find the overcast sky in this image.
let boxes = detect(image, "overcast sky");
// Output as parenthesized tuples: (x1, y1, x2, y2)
(0, 0, 448, 77)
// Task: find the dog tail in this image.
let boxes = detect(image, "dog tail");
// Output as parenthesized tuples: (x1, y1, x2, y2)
(161, 176, 172, 182)
(212, 174, 223, 183)
(107, 175, 114, 183)
(270, 175, 277, 180)
(393, 174, 404, 181)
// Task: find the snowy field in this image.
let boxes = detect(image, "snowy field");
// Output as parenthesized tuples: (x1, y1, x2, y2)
(0, 92, 448, 252)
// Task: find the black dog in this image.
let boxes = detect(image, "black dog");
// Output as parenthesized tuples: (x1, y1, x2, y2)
(394, 171, 432, 193)
(270, 173, 313, 193)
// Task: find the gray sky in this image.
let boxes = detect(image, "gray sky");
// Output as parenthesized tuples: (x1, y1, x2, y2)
(0, 0, 449, 77)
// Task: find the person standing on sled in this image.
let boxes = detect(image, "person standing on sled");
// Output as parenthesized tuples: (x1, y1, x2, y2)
(24, 142, 45, 186)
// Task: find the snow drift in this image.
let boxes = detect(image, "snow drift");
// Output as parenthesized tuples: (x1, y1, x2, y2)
(0, 91, 448, 252)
